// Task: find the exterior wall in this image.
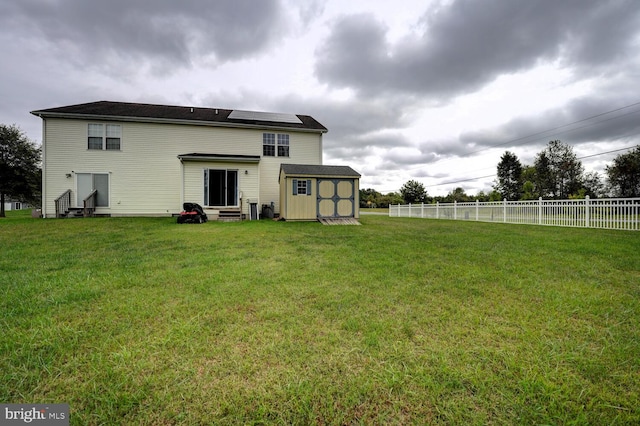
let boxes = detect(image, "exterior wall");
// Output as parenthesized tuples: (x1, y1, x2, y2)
(280, 176, 317, 220)
(41, 117, 323, 217)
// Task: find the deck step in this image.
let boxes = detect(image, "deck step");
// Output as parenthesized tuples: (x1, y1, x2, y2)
(217, 210, 242, 222)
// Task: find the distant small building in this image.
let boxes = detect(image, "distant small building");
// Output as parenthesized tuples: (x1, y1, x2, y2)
(279, 164, 360, 221)
(3, 198, 25, 211)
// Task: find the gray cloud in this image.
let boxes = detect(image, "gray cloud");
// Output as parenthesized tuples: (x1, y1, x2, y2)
(315, 0, 640, 98)
(0, 0, 286, 73)
(457, 94, 640, 159)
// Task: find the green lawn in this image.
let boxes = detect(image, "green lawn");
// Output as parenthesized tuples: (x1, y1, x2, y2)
(1, 210, 639, 425)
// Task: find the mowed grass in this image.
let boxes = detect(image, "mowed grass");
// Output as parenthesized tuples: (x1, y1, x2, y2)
(1, 210, 639, 425)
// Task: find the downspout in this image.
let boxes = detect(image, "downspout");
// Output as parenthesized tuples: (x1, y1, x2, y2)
(40, 116, 47, 218)
(179, 157, 185, 210)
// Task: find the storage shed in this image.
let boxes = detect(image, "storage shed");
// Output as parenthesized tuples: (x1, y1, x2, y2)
(279, 164, 361, 222)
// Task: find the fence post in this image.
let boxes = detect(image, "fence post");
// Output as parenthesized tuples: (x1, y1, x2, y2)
(475, 199, 479, 221)
(436, 202, 439, 219)
(538, 197, 542, 225)
(421, 202, 424, 218)
(503, 199, 507, 223)
(585, 195, 590, 228)
(408, 203, 412, 217)
(454, 201, 457, 220)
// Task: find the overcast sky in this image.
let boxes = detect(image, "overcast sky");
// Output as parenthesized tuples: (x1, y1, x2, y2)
(1, 0, 639, 196)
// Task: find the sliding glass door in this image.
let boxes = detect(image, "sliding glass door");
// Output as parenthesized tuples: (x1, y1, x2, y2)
(204, 169, 238, 207)
(76, 173, 109, 207)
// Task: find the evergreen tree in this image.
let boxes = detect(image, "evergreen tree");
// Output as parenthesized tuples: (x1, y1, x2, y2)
(400, 180, 428, 204)
(494, 151, 523, 200)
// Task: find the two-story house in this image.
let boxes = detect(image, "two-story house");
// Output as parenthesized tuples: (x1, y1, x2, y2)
(31, 101, 333, 220)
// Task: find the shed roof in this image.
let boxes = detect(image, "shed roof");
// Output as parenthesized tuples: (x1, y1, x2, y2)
(31, 101, 327, 133)
(280, 164, 361, 178)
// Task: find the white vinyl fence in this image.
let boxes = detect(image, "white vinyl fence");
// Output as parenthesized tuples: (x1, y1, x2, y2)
(389, 197, 640, 231)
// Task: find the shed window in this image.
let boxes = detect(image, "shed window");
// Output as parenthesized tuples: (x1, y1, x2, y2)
(292, 179, 312, 196)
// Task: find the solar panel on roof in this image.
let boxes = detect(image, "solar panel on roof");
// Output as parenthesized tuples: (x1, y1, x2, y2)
(228, 109, 302, 124)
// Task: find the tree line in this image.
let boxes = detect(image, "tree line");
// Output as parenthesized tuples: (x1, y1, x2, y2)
(361, 140, 640, 207)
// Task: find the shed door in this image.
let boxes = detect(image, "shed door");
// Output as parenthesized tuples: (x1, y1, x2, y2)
(317, 179, 355, 218)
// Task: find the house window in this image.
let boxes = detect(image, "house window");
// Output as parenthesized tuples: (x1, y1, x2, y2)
(263, 133, 275, 156)
(293, 179, 312, 196)
(88, 124, 103, 149)
(88, 124, 121, 150)
(106, 125, 121, 150)
(263, 133, 290, 157)
(277, 134, 289, 157)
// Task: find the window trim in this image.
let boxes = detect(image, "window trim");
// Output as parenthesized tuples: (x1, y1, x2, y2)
(88, 123, 122, 151)
(263, 132, 290, 157)
(263, 133, 275, 157)
(76, 172, 110, 208)
(292, 179, 312, 196)
(204, 168, 239, 207)
(277, 134, 289, 157)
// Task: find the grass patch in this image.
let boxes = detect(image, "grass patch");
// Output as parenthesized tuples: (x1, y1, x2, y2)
(1, 213, 639, 424)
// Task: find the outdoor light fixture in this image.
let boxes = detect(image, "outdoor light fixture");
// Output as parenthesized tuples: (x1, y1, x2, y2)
(65, 173, 72, 178)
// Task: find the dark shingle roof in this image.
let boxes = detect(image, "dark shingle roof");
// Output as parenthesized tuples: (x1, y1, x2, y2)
(31, 100, 327, 133)
(280, 164, 361, 177)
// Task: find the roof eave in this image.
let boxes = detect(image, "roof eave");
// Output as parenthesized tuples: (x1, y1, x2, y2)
(30, 111, 328, 134)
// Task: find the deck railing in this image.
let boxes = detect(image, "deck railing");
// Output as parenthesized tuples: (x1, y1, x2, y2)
(83, 190, 97, 217)
(54, 189, 72, 218)
(389, 197, 640, 231)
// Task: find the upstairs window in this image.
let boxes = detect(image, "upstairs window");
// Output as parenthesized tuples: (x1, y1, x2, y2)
(263, 133, 275, 156)
(88, 124, 121, 150)
(88, 124, 103, 149)
(263, 133, 290, 157)
(277, 134, 289, 157)
(106, 125, 121, 150)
